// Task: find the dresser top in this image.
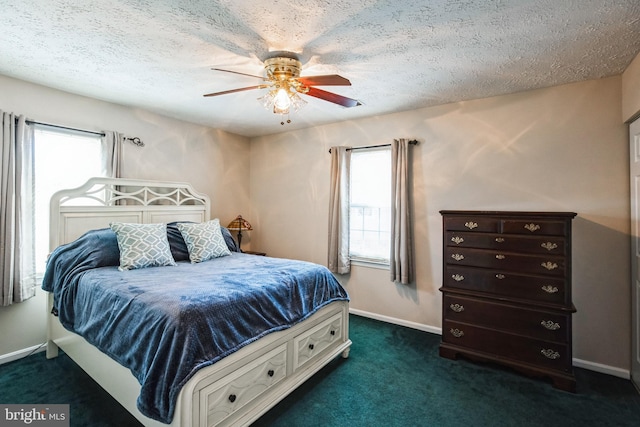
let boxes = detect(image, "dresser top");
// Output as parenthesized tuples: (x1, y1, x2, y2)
(440, 210, 577, 218)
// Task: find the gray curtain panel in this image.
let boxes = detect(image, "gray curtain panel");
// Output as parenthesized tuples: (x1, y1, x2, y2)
(1, 112, 36, 306)
(328, 146, 351, 274)
(101, 130, 123, 178)
(390, 138, 414, 284)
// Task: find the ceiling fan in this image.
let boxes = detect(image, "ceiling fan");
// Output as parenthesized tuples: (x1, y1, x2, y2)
(203, 51, 361, 125)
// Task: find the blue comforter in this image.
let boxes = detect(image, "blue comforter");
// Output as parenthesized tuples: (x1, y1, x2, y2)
(42, 228, 348, 424)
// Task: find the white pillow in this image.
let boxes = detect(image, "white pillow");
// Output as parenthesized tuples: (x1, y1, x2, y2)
(176, 219, 231, 263)
(109, 222, 176, 271)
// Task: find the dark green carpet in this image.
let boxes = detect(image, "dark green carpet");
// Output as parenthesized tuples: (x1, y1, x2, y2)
(1, 315, 639, 426)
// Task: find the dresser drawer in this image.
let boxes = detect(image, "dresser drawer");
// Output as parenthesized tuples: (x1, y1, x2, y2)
(445, 247, 566, 276)
(201, 344, 287, 426)
(445, 231, 566, 255)
(443, 320, 571, 372)
(444, 216, 500, 233)
(501, 219, 568, 236)
(444, 266, 568, 305)
(293, 313, 343, 371)
(443, 294, 570, 343)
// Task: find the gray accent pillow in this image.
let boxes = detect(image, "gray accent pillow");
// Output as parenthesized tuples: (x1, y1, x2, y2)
(176, 219, 231, 263)
(109, 222, 177, 271)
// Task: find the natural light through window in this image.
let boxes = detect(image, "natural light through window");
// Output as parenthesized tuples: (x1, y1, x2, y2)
(349, 147, 391, 263)
(34, 127, 103, 275)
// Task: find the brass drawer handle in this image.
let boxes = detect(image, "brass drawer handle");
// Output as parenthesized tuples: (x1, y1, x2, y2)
(541, 242, 558, 251)
(541, 261, 558, 270)
(451, 236, 464, 244)
(450, 328, 464, 338)
(540, 320, 561, 330)
(495, 237, 505, 243)
(449, 303, 464, 313)
(541, 285, 559, 294)
(495, 254, 505, 260)
(464, 221, 478, 230)
(524, 223, 541, 232)
(452, 274, 465, 282)
(495, 274, 505, 279)
(451, 253, 465, 261)
(540, 349, 560, 360)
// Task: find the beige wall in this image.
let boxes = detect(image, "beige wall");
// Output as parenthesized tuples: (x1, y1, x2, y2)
(0, 72, 632, 374)
(622, 52, 640, 122)
(0, 75, 250, 359)
(251, 76, 630, 372)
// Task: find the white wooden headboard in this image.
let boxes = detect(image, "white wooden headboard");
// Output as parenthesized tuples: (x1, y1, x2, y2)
(49, 177, 211, 250)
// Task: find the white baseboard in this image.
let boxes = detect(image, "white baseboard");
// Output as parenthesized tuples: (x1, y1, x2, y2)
(348, 308, 631, 380)
(0, 343, 46, 366)
(349, 308, 442, 335)
(572, 358, 630, 379)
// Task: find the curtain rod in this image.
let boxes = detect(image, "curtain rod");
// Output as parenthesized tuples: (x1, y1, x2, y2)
(25, 119, 145, 146)
(25, 119, 106, 137)
(328, 139, 418, 153)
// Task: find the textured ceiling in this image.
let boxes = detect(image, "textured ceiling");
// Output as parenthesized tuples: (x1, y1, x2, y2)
(1, 0, 640, 137)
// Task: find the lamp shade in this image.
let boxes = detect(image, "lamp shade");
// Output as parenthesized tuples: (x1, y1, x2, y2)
(227, 215, 253, 231)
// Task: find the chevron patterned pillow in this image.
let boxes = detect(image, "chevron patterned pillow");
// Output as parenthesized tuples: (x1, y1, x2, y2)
(176, 219, 231, 263)
(109, 222, 176, 271)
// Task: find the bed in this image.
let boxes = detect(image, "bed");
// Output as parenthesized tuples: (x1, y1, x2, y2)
(42, 177, 351, 427)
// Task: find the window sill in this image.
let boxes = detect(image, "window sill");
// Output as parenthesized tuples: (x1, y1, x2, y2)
(350, 259, 390, 270)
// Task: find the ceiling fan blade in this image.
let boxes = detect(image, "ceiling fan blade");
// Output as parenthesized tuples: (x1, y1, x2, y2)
(212, 68, 266, 80)
(203, 85, 268, 97)
(305, 87, 362, 108)
(298, 75, 351, 86)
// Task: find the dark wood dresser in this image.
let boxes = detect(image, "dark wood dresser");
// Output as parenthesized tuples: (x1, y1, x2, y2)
(439, 210, 577, 392)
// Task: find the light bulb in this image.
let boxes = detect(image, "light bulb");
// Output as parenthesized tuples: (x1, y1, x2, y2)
(274, 88, 291, 110)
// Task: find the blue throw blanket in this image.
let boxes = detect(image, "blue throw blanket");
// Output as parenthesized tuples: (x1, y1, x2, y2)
(42, 228, 348, 424)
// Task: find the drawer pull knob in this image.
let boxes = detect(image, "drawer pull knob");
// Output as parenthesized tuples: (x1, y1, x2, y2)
(267, 369, 275, 377)
(464, 221, 478, 230)
(541, 320, 561, 331)
(495, 274, 505, 279)
(451, 253, 465, 261)
(449, 303, 464, 313)
(541, 242, 558, 251)
(541, 285, 559, 294)
(495, 254, 505, 260)
(450, 328, 465, 338)
(330, 330, 336, 336)
(540, 349, 560, 360)
(308, 344, 314, 350)
(541, 261, 558, 270)
(452, 274, 465, 282)
(451, 236, 464, 244)
(495, 237, 505, 243)
(228, 394, 237, 403)
(524, 223, 541, 232)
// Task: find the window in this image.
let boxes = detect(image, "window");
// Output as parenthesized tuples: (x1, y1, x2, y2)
(349, 147, 391, 263)
(33, 126, 103, 275)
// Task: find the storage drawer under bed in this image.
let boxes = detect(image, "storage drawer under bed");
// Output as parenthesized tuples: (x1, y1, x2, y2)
(293, 312, 344, 371)
(200, 344, 287, 426)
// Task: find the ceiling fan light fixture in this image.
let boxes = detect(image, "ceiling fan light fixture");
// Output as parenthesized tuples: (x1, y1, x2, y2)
(207, 50, 360, 125)
(288, 91, 307, 112)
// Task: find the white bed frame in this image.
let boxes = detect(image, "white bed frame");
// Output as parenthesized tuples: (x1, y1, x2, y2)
(45, 178, 351, 427)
